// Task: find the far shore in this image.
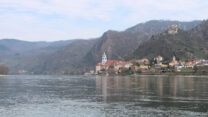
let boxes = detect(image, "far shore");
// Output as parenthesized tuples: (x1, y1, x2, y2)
(95, 72, 208, 76)
(0, 73, 208, 77)
(138, 72, 208, 76)
(0, 75, 7, 76)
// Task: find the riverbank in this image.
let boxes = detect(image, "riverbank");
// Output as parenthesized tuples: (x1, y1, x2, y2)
(96, 72, 208, 76)
(138, 72, 208, 76)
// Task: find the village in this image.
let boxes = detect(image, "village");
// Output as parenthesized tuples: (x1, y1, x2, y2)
(95, 52, 208, 75)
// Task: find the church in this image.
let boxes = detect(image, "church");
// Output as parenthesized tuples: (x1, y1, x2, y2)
(95, 52, 133, 74)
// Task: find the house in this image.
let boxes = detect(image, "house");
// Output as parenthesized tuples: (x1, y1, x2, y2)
(134, 65, 149, 72)
(196, 60, 208, 66)
(169, 56, 179, 67)
(155, 64, 168, 68)
(175, 62, 194, 72)
(114, 61, 132, 70)
(133, 58, 150, 65)
(154, 56, 163, 64)
(96, 63, 103, 74)
(153, 56, 168, 69)
(175, 63, 185, 72)
(186, 60, 197, 68)
(202, 60, 208, 66)
(18, 69, 27, 74)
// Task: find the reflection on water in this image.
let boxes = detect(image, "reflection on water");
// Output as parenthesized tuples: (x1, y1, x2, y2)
(96, 75, 208, 115)
(0, 75, 208, 117)
(96, 75, 208, 99)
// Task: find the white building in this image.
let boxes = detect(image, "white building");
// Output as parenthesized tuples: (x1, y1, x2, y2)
(102, 52, 107, 65)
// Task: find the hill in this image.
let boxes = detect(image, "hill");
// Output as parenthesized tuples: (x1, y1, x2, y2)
(131, 20, 208, 61)
(81, 20, 202, 71)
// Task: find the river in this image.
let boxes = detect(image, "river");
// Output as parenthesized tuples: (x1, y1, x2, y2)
(0, 75, 207, 117)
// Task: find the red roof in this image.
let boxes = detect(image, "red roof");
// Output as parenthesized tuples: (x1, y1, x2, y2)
(96, 60, 131, 66)
(105, 60, 118, 65)
(115, 61, 131, 65)
(96, 63, 102, 66)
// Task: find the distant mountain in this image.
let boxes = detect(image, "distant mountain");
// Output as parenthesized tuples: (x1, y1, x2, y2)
(0, 39, 49, 56)
(0, 20, 203, 74)
(37, 39, 98, 74)
(0, 39, 76, 73)
(131, 20, 208, 61)
(0, 39, 76, 55)
(126, 20, 201, 34)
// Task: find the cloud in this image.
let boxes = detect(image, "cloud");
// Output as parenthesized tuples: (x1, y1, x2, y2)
(0, 0, 208, 41)
(0, 0, 119, 20)
(1, 0, 208, 20)
(121, 0, 208, 22)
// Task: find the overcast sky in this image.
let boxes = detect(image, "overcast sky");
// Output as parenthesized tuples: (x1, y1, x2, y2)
(0, 0, 207, 41)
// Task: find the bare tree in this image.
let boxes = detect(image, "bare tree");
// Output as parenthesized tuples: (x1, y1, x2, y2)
(0, 65, 9, 75)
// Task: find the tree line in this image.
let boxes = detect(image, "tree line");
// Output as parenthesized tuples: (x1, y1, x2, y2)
(0, 65, 9, 75)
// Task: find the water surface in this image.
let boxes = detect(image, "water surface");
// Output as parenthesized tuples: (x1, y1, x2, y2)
(0, 75, 208, 117)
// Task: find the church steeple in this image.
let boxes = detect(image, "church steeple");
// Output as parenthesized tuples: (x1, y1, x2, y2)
(102, 52, 107, 65)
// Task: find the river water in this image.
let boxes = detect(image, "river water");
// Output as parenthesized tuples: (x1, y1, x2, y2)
(0, 75, 207, 117)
